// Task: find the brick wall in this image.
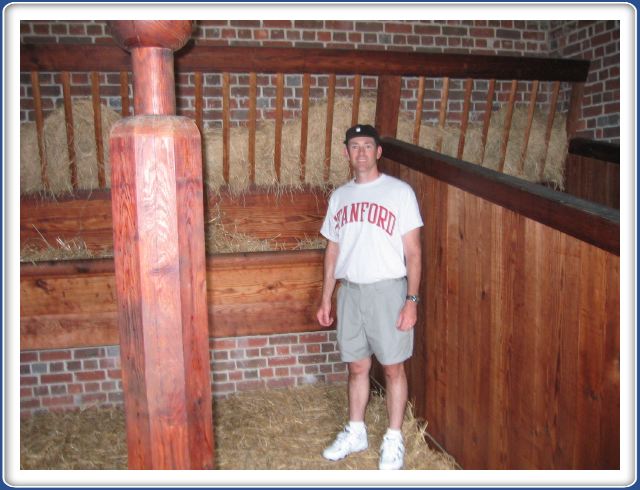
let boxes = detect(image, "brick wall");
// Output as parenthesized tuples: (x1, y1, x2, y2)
(20, 331, 346, 416)
(548, 20, 620, 142)
(21, 19, 620, 142)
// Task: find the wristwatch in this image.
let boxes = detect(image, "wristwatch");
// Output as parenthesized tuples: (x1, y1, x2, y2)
(406, 295, 420, 303)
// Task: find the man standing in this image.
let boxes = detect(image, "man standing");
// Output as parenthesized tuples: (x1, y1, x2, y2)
(317, 124, 423, 470)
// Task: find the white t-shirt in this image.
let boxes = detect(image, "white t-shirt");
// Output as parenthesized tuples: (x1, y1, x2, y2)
(320, 173, 423, 284)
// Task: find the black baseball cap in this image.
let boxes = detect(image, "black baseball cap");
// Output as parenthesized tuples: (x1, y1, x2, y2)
(344, 124, 381, 146)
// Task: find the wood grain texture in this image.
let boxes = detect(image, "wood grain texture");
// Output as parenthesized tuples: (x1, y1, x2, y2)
(110, 116, 212, 469)
(21, 44, 591, 82)
(563, 153, 620, 209)
(381, 155, 620, 470)
(30, 71, 49, 191)
(20, 250, 326, 350)
(20, 188, 327, 252)
(61, 71, 77, 190)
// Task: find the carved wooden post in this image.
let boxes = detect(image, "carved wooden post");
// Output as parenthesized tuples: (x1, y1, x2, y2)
(107, 20, 214, 470)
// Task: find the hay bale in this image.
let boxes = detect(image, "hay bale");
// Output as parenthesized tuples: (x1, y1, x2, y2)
(20, 100, 121, 196)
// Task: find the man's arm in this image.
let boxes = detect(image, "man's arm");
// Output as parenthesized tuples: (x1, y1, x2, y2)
(316, 240, 340, 327)
(396, 227, 422, 331)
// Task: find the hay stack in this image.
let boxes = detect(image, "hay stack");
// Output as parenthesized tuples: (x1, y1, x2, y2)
(395, 106, 567, 189)
(20, 96, 568, 196)
(202, 97, 377, 194)
(21, 100, 121, 196)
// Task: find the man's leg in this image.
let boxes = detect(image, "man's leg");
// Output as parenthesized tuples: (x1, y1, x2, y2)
(348, 356, 372, 421)
(323, 356, 372, 461)
(382, 362, 407, 429)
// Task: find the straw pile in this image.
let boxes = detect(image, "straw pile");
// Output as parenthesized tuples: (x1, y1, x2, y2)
(20, 100, 121, 196)
(396, 106, 568, 188)
(20, 383, 458, 470)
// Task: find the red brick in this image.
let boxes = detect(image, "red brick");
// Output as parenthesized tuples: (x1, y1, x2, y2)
(41, 373, 73, 384)
(268, 356, 296, 367)
(39, 350, 72, 361)
(42, 395, 74, 407)
(21, 352, 38, 363)
(75, 371, 106, 382)
(267, 378, 295, 389)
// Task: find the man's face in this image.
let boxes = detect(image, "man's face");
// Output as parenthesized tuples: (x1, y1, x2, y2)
(345, 136, 382, 174)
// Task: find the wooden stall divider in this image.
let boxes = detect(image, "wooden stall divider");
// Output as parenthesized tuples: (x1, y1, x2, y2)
(435, 76, 450, 153)
(300, 73, 310, 183)
(275, 73, 284, 182)
(119, 71, 130, 117)
(323, 73, 336, 182)
(457, 78, 473, 159)
(249, 72, 257, 184)
(91, 71, 106, 189)
(30, 70, 49, 191)
(498, 79, 518, 172)
(61, 71, 78, 190)
(539, 81, 560, 180)
(518, 79, 539, 174)
(413, 76, 425, 145)
(480, 79, 496, 165)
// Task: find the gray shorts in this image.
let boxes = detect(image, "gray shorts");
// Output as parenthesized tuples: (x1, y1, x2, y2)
(336, 277, 413, 365)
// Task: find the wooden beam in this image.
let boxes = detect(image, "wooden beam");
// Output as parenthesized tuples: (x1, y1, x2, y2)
(21, 44, 592, 82)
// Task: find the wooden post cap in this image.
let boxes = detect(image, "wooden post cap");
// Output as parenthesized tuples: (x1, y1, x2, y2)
(108, 20, 193, 52)
(107, 20, 193, 116)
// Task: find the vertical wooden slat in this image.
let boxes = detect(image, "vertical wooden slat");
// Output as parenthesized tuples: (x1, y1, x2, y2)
(248, 72, 257, 184)
(517, 80, 539, 174)
(435, 77, 450, 153)
(194, 72, 204, 136)
(498, 79, 518, 173)
(457, 78, 473, 159)
(61, 71, 78, 191)
(30, 71, 49, 191)
(299, 73, 310, 183)
(413, 76, 425, 145)
(91, 71, 106, 189)
(351, 74, 362, 126)
(539, 81, 561, 180)
(566, 82, 585, 140)
(374, 75, 402, 139)
(119, 71, 130, 117)
(222, 72, 230, 184)
(274, 73, 284, 182)
(323, 73, 336, 182)
(479, 79, 496, 166)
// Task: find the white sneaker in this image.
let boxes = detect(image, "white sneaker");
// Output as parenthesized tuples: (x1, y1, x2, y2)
(379, 434, 405, 470)
(322, 425, 368, 461)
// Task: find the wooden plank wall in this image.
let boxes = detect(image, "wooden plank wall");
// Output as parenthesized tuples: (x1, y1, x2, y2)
(381, 157, 620, 470)
(563, 156, 620, 209)
(21, 188, 328, 252)
(21, 250, 325, 351)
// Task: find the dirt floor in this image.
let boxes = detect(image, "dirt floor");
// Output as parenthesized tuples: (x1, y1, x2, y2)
(21, 383, 458, 470)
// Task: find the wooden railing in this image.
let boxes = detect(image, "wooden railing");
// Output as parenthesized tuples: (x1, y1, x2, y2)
(21, 43, 591, 193)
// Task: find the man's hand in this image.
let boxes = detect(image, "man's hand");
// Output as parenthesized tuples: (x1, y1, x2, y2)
(395, 301, 417, 331)
(316, 302, 334, 327)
